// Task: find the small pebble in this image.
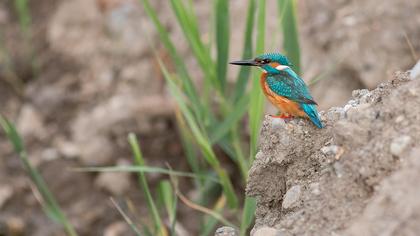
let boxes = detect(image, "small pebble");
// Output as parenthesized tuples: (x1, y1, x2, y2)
(352, 89, 368, 99)
(395, 115, 405, 123)
(282, 185, 301, 209)
(410, 60, 420, 79)
(104, 221, 130, 236)
(270, 116, 286, 129)
(333, 162, 345, 178)
(0, 7, 8, 24)
(56, 139, 80, 158)
(95, 161, 131, 195)
(0, 216, 25, 235)
(0, 185, 13, 209)
(309, 182, 321, 196)
(321, 145, 339, 156)
(16, 105, 46, 139)
(390, 135, 412, 157)
(41, 148, 60, 162)
(252, 226, 284, 236)
(215, 226, 239, 236)
(408, 88, 417, 96)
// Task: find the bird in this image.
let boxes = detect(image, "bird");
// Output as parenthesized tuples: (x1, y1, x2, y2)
(230, 52, 324, 128)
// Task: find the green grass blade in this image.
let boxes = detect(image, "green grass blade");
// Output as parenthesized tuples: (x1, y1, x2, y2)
(175, 0, 203, 47)
(169, 174, 235, 230)
(230, 129, 248, 180)
(209, 95, 249, 144)
(169, 0, 219, 91)
(137, 0, 205, 121)
(0, 115, 78, 236)
(14, 0, 31, 35)
(217, 138, 236, 158)
(14, 0, 38, 74)
(159, 62, 238, 208)
(232, 0, 256, 103)
(157, 180, 178, 235)
(110, 198, 142, 236)
(73, 166, 219, 183)
(157, 181, 175, 221)
(278, 0, 301, 75)
(174, 111, 201, 176)
(200, 196, 229, 236)
(128, 133, 166, 236)
(179, 193, 235, 234)
(239, 197, 256, 236)
(248, 0, 266, 160)
(215, 0, 230, 92)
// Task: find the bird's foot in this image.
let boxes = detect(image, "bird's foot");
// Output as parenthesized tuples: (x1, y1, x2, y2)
(269, 114, 294, 121)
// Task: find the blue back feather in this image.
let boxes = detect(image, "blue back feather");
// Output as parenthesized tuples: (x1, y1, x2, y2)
(301, 103, 324, 128)
(265, 68, 316, 105)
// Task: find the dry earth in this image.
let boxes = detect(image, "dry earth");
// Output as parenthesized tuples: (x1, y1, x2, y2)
(247, 72, 420, 236)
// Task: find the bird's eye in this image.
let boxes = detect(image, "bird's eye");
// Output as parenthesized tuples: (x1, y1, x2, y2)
(255, 58, 270, 64)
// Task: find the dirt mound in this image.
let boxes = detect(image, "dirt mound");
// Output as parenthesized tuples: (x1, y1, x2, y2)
(247, 72, 420, 235)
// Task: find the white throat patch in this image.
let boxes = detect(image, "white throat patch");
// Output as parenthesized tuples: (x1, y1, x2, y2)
(275, 65, 290, 71)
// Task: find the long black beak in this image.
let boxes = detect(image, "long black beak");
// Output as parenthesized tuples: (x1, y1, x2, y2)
(229, 59, 257, 66)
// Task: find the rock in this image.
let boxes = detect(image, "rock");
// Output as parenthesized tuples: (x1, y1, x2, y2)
(321, 145, 339, 156)
(16, 105, 46, 139)
(395, 115, 405, 123)
(408, 87, 417, 96)
(0, 216, 25, 236)
(172, 221, 190, 236)
(0, 185, 13, 209)
(79, 137, 114, 166)
(41, 148, 60, 162)
(269, 116, 287, 129)
(309, 182, 321, 196)
(95, 161, 131, 195)
(327, 107, 345, 120)
(390, 135, 412, 157)
(352, 89, 370, 99)
(333, 162, 345, 178)
(282, 185, 301, 209)
(0, 4, 8, 24)
(55, 139, 80, 159)
(214, 226, 238, 236)
(410, 60, 420, 79)
(104, 221, 131, 236)
(252, 227, 284, 236)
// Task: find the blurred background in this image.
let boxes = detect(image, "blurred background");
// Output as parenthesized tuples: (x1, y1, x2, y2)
(0, 0, 419, 235)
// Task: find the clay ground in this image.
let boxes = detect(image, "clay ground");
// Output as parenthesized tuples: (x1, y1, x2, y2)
(247, 72, 420, 236)
(0, 0, 420, 235)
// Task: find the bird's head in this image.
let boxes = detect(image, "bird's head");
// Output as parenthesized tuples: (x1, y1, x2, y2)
(230, 53, 292, 74)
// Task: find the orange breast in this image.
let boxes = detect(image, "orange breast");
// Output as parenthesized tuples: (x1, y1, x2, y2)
(260, 73, 307, 117)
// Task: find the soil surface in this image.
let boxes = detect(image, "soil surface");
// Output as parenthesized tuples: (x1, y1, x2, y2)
(247, 72, 420, 236)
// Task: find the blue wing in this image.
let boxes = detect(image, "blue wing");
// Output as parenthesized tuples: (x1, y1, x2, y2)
(265, 68, 317, 104)
(266, 68, 324, 128)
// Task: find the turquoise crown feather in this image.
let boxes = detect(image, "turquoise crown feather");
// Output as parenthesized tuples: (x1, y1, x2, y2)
(256, 52, 292, 66)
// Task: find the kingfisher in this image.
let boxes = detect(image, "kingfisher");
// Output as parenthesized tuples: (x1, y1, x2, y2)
(230, 53, 324, 128)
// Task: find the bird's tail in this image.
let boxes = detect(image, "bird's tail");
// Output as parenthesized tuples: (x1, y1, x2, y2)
(301, 103, 324, 128)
